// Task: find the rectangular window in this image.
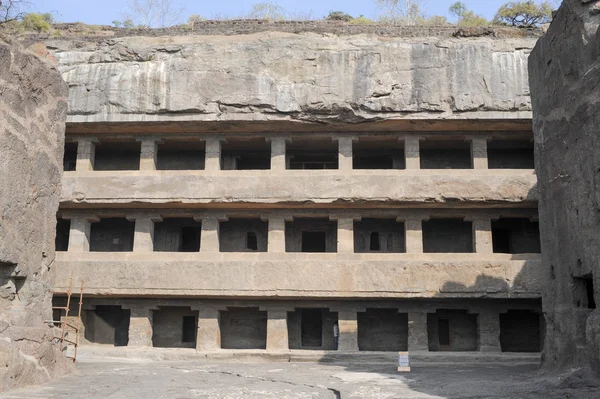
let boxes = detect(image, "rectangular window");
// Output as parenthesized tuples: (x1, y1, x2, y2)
(301, 231, 327, 252)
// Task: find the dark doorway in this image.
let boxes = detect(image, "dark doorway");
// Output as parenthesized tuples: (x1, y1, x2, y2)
(500, 310, 541, 352)
(438, 319, 450, 346)
(302, 231, 327, 252)
(492, 228, 511, 253)
(246, 232, 258, 250)
(181, 227, 201, 252)
(84, 305, 130, 346)
(182, 316, 196, 343)
(301, 309, 323, 347)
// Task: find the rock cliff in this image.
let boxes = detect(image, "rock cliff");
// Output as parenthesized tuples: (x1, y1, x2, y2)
(529, 0, 600, 373)
(0, 39, 71, 391)
(45, 33, 536, 124)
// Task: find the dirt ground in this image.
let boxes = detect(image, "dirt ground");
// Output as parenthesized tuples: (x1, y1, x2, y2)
(2, 355, 600, 399)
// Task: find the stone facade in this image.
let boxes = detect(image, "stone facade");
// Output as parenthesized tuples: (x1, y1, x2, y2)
(529, 0, 600, 373)
(0, 39, 71, 391)
(49, 31, 543, 354)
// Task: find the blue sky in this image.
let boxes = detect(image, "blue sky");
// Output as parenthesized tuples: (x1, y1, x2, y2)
(28, 0, 554, 25)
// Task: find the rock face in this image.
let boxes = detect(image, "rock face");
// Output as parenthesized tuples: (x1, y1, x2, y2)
(529, 1, 600, 373)
(45, 33, 537, 124)
(0, 39, 71, 390)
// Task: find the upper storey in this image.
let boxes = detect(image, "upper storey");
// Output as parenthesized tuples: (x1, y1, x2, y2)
(45, 32, 537, 125)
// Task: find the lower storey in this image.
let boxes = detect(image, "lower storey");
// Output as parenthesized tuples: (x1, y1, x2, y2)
(53, 297, 543, 353)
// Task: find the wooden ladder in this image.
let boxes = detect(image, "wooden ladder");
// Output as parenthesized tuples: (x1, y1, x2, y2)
(52, 278, 84, 363)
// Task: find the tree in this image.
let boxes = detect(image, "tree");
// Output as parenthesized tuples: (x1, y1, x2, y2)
(449, 1, 488, 26)
(494, 1, 553, 27)
(327, 11, 353, 22)
(376, 0, 426, 25)
(248, 2, 286, 20)
(122, 0, 185, 28)
(0, 0, 29, 23)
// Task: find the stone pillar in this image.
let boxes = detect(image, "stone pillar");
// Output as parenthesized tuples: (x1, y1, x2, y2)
(404, 217, 424, 254)
(337, 137, 354, 171)
(196, 308, 221, 351)
(472, 218, 493, 254)
(405, 137, 420, 170)
(205, 138, 222, 172)
(270, 138, 287, 171)
(75, 138, 97, 171)
(338, 311, 359, 351)
(266, 310, 289, 352)
(196, 215, 226, 252)
(266, 217, 286, 253)
(127, 306, 153, 347)
(471, 138, 488, 170)
(65, 215, 98, 252)
(408, 312, 429, 351)
(127, 214, 162, 253)
(478, 310, 501, 352)
(334, 217, 355, 254)
(138, 138, 161, 171)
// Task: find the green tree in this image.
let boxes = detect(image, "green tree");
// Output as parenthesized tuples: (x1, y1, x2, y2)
(248, 1, 286, 20)
(326, 11, 353, 21)
(21, 12, 51, 32)
(449, 1, 488, 27)
(494, 1, 552, 27)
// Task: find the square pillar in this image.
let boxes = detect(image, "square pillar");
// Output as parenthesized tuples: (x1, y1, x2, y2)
(337, 137, 355, 171)
(404, 217, 424, 254)
(138, 138, 161, 171)
(472, 218, 493, 254)
(478, 310, 501, 352)
(471, 138, 488, 169)
(205, 138, 223, 172)
(408, 312, 429, 351)
(333, 217, 356, 254)
(75, 138, 97, 171)
(64, 215, 98, 252)
(269, 138, 287, 171)
(337, 311, 359, 351)
(196, 308, 221, 351)
(405, 137, 420, 170)
(266, 310, 289, 352)
(127, 214, 162, 253)
(127, 306, 153, 347)
(196, 215, 227, 252)
(265, 217, 286, 253)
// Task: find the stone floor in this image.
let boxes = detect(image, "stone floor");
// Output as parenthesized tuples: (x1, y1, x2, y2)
(2, 354, 600, 399)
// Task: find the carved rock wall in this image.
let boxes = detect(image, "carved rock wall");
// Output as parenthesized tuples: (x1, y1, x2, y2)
(529, 0, 600, 373)
(0, 39, 71, 391)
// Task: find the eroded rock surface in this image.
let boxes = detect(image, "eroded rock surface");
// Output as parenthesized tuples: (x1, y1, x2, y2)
(0, 38, 71, 391)
(529, 0, 600, 373)
(45, 33, 536, 123)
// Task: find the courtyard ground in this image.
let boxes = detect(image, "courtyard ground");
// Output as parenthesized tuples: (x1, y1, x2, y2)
(2, 349, 599, 398)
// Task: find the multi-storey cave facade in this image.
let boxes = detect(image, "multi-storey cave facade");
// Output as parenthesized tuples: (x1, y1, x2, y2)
(47, 29, 544, 354)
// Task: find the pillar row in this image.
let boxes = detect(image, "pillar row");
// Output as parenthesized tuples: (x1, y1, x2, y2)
(266, 217, 286, 253)
(127, 306, 153, 347)
(75, 138, 97, 172)
(478, 310, 501, 352)
(205, 138, 223, 172)
(270, 138, 287, 171)
(404, 217, 424, 254)
(405, 137, 420, 170)
(266, 310, 289, 352)
(196, 308, 221, 351)
(138, 138, 161, 171)
(127, 214, 162, 253)
(471, 138, 488, 170)
(337, 137, 354, 171)
(337, 311, 359, 351)
(335, 218, 356, 254)
(472, 218, 493, 254)
(196, 216, 227, 252)
(64, 215, 98, 252)
(408, 312, 429, 351)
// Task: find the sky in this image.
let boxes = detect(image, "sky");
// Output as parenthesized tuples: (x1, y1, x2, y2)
(27, 0, 554, 26)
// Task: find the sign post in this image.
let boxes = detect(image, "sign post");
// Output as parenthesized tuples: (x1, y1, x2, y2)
(398, 351, 410, 372)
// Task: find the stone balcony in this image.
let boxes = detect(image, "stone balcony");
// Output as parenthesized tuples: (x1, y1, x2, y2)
(60, 169, 537, 207)
(53, 252, 541, 298)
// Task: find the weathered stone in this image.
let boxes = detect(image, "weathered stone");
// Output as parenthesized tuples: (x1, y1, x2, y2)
(529, 0, 600, 373)
(0, 38, 71, 391)
(45, 34, 536, 124)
